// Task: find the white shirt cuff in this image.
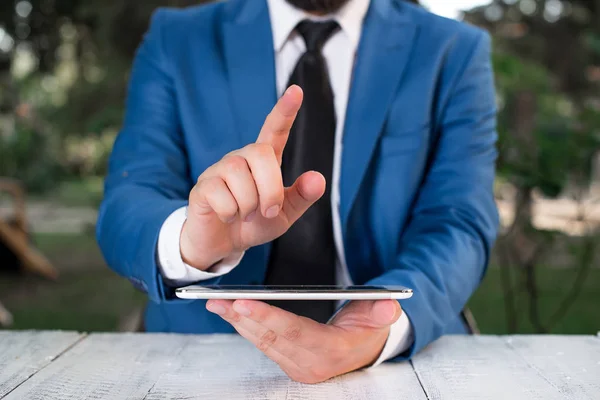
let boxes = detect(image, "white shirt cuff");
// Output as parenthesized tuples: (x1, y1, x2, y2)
(370, 310, 414, 367)
(157, 206, 244, 286)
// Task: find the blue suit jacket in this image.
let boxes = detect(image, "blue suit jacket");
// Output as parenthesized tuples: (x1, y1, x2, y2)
(97, 0, 499, 359)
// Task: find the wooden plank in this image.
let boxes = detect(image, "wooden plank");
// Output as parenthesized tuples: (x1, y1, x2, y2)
(411, 335, 567, 400)
(505, 335, 600, 400)
(5, 333, 426, 400)
(0, 331, 84, 398)
(142, 335, 426, 400)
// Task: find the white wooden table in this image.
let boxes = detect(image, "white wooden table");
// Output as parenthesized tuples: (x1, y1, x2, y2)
(1, 332, 599, 399)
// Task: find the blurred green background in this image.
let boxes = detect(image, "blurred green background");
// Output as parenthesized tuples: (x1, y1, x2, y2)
(0, 0, 599, 334)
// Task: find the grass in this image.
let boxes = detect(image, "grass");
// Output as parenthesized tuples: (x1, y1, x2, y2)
(30, 177, 104, 207)
(1, 232, 598, 334)
(1, 232, 145, 332)
(0, 270, 145, 331)
(33, 232, 100, 259)
(469, 266, 600, 335)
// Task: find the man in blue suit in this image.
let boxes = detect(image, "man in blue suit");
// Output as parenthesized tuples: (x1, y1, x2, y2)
(97, 0, 498, 383)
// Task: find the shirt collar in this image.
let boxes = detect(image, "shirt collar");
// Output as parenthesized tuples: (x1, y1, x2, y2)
(266, 0, 370, 52)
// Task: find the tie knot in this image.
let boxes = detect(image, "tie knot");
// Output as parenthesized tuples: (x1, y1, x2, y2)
(296, 20, 340, 53)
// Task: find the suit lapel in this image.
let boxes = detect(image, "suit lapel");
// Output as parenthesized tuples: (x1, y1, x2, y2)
(339, 0, 418, 233)
(221, 0, 419, 240)
(221, 0, 277, 269)
(222, 0, 277, 148)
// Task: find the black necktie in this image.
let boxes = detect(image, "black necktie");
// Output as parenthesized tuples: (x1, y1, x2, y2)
(264, 20, 340, 323)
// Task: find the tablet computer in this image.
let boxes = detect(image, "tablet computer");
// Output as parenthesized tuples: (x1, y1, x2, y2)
(175, 285, 413, 300)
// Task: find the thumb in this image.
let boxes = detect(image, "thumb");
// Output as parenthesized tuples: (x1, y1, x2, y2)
(332, 300, 401, 330)
(281, 171, 326, 225)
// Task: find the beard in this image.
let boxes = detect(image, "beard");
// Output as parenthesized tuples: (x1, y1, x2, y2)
(284, 0, 352, 14)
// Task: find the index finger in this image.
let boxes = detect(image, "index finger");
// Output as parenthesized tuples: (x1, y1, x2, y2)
(231, 299, 326, 347)
(256, 85, 303, 164)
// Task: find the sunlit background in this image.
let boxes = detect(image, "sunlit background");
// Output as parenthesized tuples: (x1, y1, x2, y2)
(425, 0, 492, 18)
(1, 0, 599, 336)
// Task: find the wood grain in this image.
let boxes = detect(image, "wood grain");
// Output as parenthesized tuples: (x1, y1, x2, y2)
(4, 332, 599, 399)
(0, 331, 84, 398)
(505, 335, 600, 400)
(141, 335, 426, 400)
(411, 335, 569, 400)
(4, 333, 426, 400)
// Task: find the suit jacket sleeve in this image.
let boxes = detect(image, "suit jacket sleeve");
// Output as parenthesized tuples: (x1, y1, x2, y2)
(96, 10, 220, 303)
(367, 31, 499, 358)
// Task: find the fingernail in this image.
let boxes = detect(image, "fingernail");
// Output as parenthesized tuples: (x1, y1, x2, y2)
(244, 211, 257, 222)
(265, 205, 280, 219)
(233, 302, 251, 317)
(226, 215, 237, 224)
(207, 302, 226, 316)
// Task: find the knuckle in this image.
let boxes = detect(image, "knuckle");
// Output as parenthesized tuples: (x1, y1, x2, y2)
(257, 329, 277, 352)
(235, 197, 258, 218)
(189, 184, 201, 203)
(212, 201, 237, 220)
(187, 202, 205, 220)
(269, 106, 292, 125)
(238, 188, 259, 208)
(192, 178, 220, 203)
(218, 208, 238, 222)
(224, 149, 241, 158)
(282, 325, 302, 342)
(221, 209, 237, 221)
(267, 123, 289, 137)
(197, 177, 219, 193)
(267, 110, 280, 123)
(272, 126, 288, 136)
(252, 143, 276, 159)
(222, 155, 247, 174)
(240, 201, 258, 215)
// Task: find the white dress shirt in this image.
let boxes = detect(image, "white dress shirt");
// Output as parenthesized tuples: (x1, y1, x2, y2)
(157, 0, 413, 366)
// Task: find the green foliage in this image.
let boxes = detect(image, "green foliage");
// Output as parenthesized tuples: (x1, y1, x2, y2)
(492, 52, 554, 92)
(470, 0, 600, 200)
(493, 52, 600, 198)
(468, 0, 600, 334)
(0, 1, 215, 191)
(0, 125, 65, 192)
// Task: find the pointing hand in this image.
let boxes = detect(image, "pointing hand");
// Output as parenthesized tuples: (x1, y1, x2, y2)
(181, 85, 325, 270)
